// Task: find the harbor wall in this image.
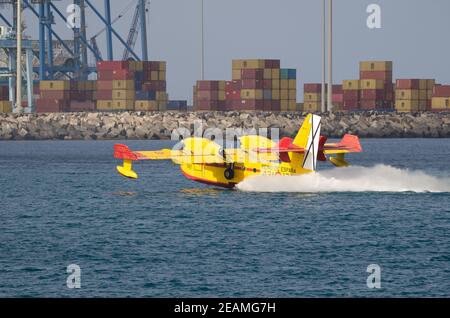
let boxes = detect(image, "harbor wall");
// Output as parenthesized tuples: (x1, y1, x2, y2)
(0, 111, 449, 140)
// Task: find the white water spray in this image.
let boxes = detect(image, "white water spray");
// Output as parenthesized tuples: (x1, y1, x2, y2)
(237, 165, 450, 193)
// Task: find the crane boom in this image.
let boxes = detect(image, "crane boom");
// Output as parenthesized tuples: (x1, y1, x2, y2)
(122, 3, 141, 60)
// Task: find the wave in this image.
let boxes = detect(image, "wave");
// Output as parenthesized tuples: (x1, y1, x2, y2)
(236, 165, 450, 193)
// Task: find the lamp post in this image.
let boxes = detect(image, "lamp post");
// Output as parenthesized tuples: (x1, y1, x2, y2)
(16, 0, 23, 113)
(321, 0, 326, 112)
(200, 0, 204, 80)
(327, 0, 333, 112)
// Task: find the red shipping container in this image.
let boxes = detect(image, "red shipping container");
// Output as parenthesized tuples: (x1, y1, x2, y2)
(304, 84, 322, 93)
(97, 61, 129, 71)
(332, 85, 343, 94)
(360, 89, 385, 100)
(226, 90, 241, 101)
(197, 91, 219, 101)
(240, 99, 263, 110)
(396, 79, 420, 89)
(142, 80, 166, 91)
(40, 90, 71, 100)
(271, 100, 281, 111)
(216, 101, 226, 111)
(385, 82, 394, 93)
(343, 90, 360, 101)
(360, 100, 383, 110)
(71, 91, 87, 101)
(35, 99, 69, 113)
(196, 100, 218, 111)
(241, 69, 263, 80)
(342, 100, 360, 110)
(225, 100, 242, 111)
(197, 80, 219, 91)
(360, 71, 392, 81)
(332, 93, 343, 103)
(263, 80, 272, 89)
(97, 70, 114, 81)
(264, 60, 273, 69)
(241, 79, 263, 89)
(433, 85, 450, 97)
(68, 101, 96, 112)
(97, 80, 114, 90)
(113, 69, 134, 80)
(95, 90, 113, 100)
(225, 80, 242, 92)
(271, 60, 281, 69)
(0, 86, 9, 100)
(263, 100, 273, 111)
(142, 61, 161, 71)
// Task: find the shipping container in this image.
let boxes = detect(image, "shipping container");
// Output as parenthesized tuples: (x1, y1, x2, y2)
(360, 71, 392, 82)
(241, 69, 264, 80)
(396, 100, 419, 112)
(40, 90, 71, 100)
(360, 89, 385, 100)
(303, 102, 321, 112)
(0, 101, 12, 113)
(343, 80, 360, 90)
(396, 89, 419, 100)
(241, 89, 263, 100)
(40, 80, 71, 91)
(112, 100, 134, 111)
(304, 93, 321, 102)
(396, 79, 420, 90)
(343, 90, 360, 101)
(360, 61, 392, 72)
(433, 85, 450, 97)
(68, 101, 96, 112)
(135, 100, 158, 111)
(113, 80, 135, 90)
(360, 79, 385, 90)
(431, 97, 450, 109)
(97, 61, 129, 71)
(342, 100, 360, 110)
(232, 59, 265, 69)
(241, 79, 263, 89)
(112, 90, 135, 100)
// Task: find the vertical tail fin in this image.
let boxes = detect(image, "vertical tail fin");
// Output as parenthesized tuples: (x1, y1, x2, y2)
(292, 114, 322, 171)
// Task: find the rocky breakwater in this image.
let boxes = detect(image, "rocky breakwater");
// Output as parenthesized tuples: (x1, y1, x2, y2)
(0, 111, 449, 140)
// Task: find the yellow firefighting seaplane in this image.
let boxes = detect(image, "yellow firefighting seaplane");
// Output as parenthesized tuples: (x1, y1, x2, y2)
(114, 114, 362, 188)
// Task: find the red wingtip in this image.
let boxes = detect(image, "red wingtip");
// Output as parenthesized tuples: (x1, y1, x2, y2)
(114, 144, 138, 160)
(338, 134, 363, 153)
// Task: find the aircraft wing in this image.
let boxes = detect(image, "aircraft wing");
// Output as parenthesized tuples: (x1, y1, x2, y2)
(322, 134, 363, 154)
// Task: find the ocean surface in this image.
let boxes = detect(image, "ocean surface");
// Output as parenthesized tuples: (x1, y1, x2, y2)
(0, 139, 449, 298)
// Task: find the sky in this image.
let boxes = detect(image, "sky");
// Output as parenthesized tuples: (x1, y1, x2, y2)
(2, 0, 450, 102)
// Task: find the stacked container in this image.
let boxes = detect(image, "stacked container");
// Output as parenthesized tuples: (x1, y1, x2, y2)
(431, 85, 450, 111)
(395, 79, 434, 112)
(342, 80, 361, 110)
(36, 80, 71, 113)
(195, 59, 296, 112)
(194, 80, 226, 111)
(0, 85, 11, 113)
(395, 79, 421, 112)
(359, 79, 386, 110)
(332, 84, 343, 110)
(232, 59, 277, 111)
(418, 79, 435, 111)
(279, 68, 297, 111)
(359, 61, 394, 110)
(139, 61, 168, 111)
(303, 84, 323, 112)
(96, 60, 168, 111)
(68, 80, 96, 111)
